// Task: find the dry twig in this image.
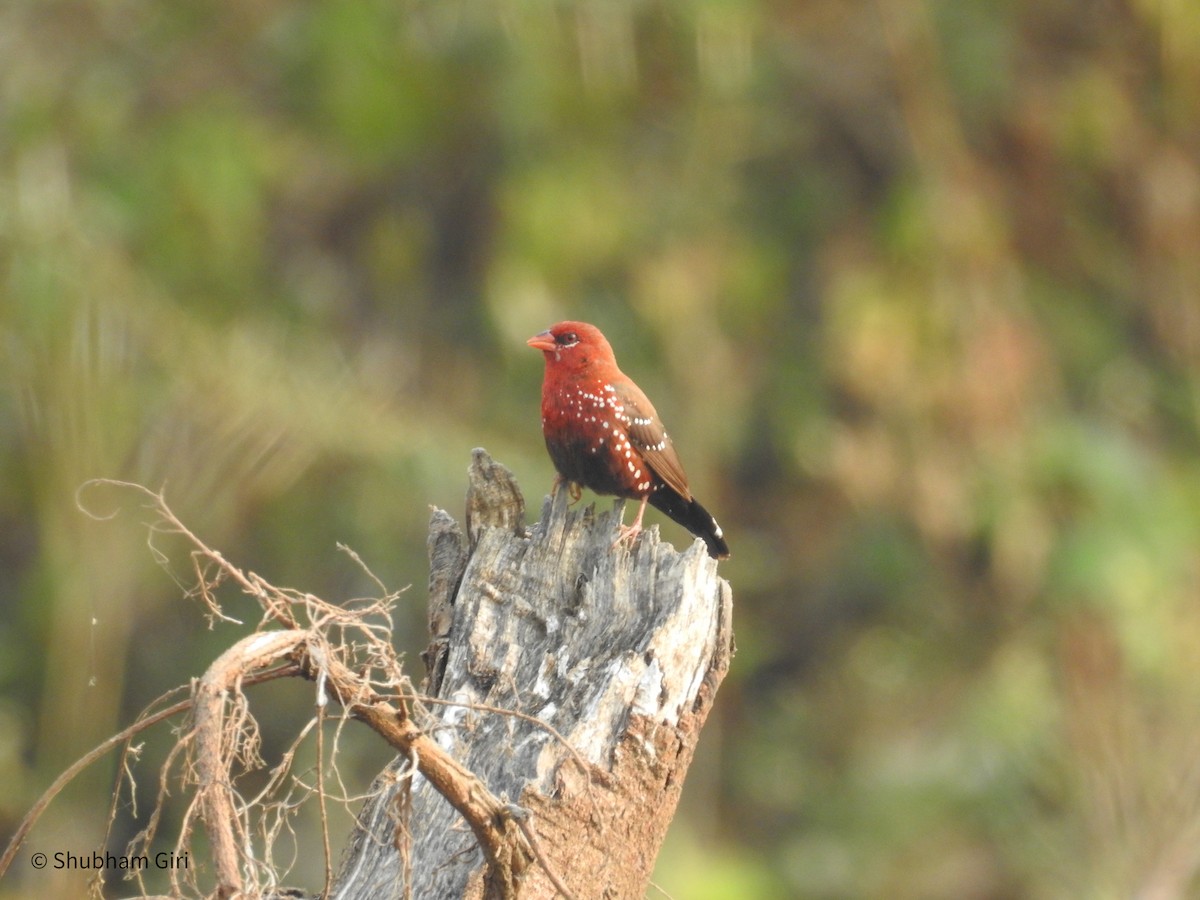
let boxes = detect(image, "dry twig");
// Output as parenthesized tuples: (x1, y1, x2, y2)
(65, 479, 546, 898)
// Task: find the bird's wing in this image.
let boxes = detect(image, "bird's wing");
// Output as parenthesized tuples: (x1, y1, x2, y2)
(614, 380, 692, 501)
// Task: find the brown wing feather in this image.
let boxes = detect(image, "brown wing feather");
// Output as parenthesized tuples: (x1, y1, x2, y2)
(613, 380, 692, 501)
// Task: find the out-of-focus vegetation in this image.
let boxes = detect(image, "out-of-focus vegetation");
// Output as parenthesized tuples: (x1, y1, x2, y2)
(3, 1, 1200, 897)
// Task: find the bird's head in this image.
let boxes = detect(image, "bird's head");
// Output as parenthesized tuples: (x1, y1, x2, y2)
(526, 321, 615, 372)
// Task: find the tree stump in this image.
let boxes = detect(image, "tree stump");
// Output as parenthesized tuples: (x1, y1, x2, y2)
(330, 449, 733, 900)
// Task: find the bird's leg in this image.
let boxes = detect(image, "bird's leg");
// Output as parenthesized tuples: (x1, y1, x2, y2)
(613, 494, 649, 551)
(552, 473, 583, 504)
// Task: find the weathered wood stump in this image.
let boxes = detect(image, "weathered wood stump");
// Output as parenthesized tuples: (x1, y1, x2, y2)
(331, 449, 733, 900)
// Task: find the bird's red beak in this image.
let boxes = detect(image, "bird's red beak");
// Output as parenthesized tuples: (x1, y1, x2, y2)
(526, 331, 557, 353)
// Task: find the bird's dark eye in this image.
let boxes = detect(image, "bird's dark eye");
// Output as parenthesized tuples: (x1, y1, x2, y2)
(556, 332, 578, 347)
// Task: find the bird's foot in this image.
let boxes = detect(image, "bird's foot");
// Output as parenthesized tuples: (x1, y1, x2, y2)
(611, 521, 643, 552)
(611, 495, 650, 553)
(552, 474, 583, 505)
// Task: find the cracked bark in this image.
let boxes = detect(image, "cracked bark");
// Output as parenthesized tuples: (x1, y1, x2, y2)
(331, 449, 733, 900)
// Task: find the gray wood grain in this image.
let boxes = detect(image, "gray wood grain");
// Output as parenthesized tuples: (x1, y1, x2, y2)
(331, 450, 732, 900)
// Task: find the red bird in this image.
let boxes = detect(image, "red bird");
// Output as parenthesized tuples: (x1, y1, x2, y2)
(527, 321, 730, 560)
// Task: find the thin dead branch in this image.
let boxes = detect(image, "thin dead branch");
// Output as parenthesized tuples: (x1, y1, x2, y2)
(192, 630, 310, 898)
(71, 478, 542, 897)
(0, 666, 298, 885)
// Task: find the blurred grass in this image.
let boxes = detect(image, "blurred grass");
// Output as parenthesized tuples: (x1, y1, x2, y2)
(4, 0, 1200, 897)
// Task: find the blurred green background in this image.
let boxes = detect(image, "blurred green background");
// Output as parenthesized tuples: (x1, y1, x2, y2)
(3, 0, 1200, 897)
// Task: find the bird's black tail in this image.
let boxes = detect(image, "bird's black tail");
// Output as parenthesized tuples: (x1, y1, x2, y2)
(649, 488, 730, 560)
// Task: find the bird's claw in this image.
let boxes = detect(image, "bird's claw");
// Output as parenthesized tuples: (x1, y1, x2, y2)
(552, 475, 583, 505)
(612, 522, 642, 552)
(612, 495, 650, 553)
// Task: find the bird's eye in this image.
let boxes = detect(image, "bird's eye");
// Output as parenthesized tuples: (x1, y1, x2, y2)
(556, 332, 578, 347)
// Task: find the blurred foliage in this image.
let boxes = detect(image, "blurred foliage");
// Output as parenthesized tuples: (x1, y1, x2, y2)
(3, 0, 1200, 897)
